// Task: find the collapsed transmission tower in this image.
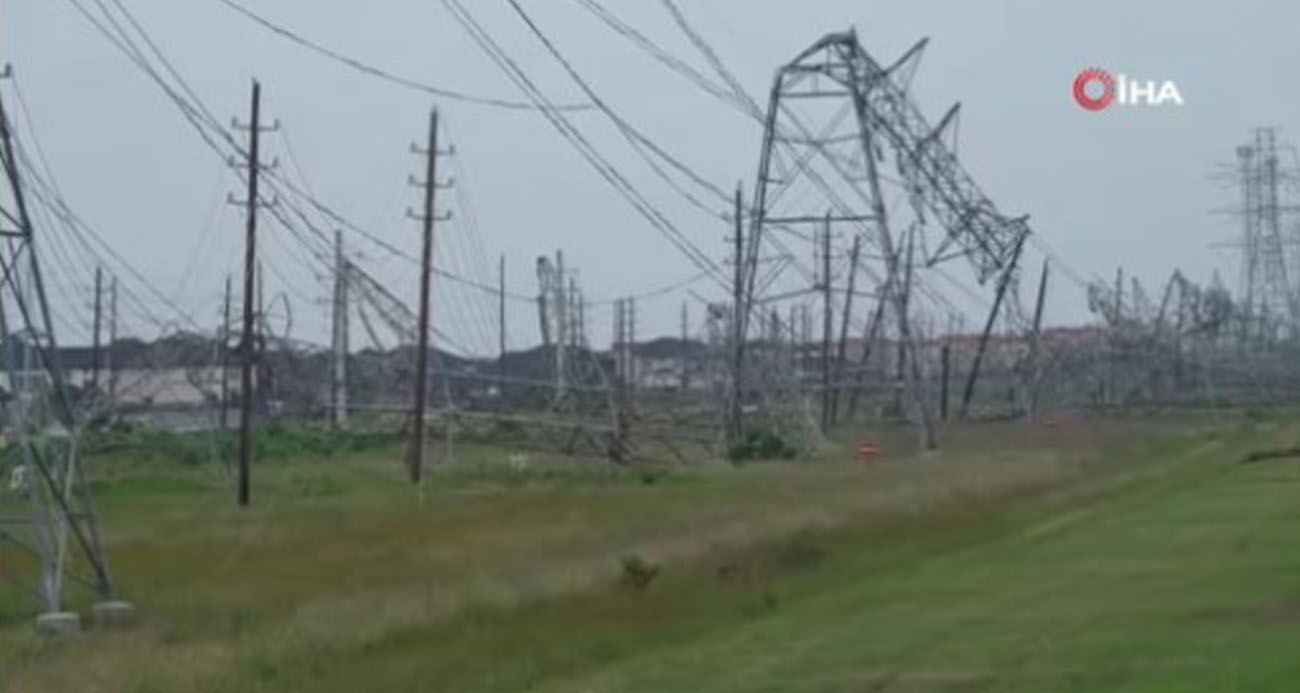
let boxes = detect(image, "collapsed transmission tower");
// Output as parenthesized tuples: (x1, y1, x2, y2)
(737, 31, 1031, 442)
(0, 72, 126, 631)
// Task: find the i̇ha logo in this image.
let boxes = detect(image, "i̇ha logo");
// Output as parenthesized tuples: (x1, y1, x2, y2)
(1073, 68, 1183, 111)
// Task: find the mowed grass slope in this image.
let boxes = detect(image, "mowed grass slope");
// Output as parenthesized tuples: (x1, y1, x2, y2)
(529, 434, 1300, 692)
(1, 417, 1296, 691)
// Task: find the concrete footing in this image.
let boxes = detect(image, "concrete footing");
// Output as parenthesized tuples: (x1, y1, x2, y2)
(92, 601, 136, 629)
(35, 611, 82, 638)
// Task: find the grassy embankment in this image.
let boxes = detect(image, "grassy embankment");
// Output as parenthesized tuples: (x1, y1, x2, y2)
(1, 414, 1296, 691)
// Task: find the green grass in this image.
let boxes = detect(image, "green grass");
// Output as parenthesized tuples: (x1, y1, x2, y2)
(2, 415, 1297, 691)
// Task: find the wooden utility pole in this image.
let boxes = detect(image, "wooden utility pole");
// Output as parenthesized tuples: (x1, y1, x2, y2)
(626, 297, 638, 410)
(256, 260, 267, 414)
(1026, 259, 1050, 421)
(893, 232, 915, 417)
(570, 276, 583, 348)
(1114, 266, 1124, 321)
(939, 343, 951, 421)
(788, 305, 798, 367)
(1111, 266, 1123, 406)
(611, 298, 630, 461)
(960, 229, 1027, 419)
(108, 275, 117, 408)
(411, 109, 438, 484)
(679, 302, 689, 391)
(236, 80, 263, 508)
(91, 266, 103, 393)
(331, 230, 349, 429)
(726, 186, 744, 445)
(820, 215, 833, 432)
(845, 280, 890, 420)
(830, 234, 861, 424)
(409, 106, 450, 484)
(498, 254, 506, 397)
(554, 250, 567, 403)
(795, 304, 806, 374)
(220, 274, 231, 431)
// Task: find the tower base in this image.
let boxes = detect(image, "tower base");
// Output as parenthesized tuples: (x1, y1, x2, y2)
(93, 600, 136, 629)
(35, 611, 81, 638)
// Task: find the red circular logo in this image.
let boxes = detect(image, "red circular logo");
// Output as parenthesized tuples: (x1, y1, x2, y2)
(1073, 68, 1114, 111)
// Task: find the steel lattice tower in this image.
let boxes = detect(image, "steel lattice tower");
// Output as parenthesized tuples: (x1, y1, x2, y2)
(0, 77, 117, 627)
(734, 30, 1031, 440)
(1233, 127, 1300, 339)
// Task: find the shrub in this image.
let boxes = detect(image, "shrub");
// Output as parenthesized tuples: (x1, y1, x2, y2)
(727, 431, 799, 462)
(618, 554, 661, 590)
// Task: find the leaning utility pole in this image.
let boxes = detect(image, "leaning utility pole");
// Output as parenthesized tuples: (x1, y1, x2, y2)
(830, 234, 861, 424)
(894, 230, 915, 417)
(844, 273, 891, 421)
(220, 274, 231, 431)
(407, 106, 452, 484)
(1025, 258, 1050, 421)
(726, 186, 744, 445)
(331, 229, 349, 429)
(231, 79, 276, 507)
(819, 215, 833, 432)
(498, 254, 507, 395)
(91, 266, 103, 393)
(960, 229, 1028, 420)
(107, 274, 117, 408)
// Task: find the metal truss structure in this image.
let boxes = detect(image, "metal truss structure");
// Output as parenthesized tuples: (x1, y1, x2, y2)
(735, 30, 1033, 443)
(1229, 128, 1300, 340)
(0, 82, 115, 618)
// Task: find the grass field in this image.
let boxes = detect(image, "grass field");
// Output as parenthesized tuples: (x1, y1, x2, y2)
(1, 414, 1297, 691)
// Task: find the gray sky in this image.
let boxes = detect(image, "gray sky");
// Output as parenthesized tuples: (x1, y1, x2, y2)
(4, 0, 1298, 354)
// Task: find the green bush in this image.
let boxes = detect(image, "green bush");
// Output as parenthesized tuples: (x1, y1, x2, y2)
(727, 431, 799, 462)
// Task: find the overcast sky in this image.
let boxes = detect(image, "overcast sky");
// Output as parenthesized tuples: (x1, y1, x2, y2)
(4, 0, 1297, 354)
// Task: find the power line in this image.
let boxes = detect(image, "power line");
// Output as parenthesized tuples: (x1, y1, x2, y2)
(212, 0, 592, 113)
(442, 0, 728, 290)
(508, 0, 732, 222)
